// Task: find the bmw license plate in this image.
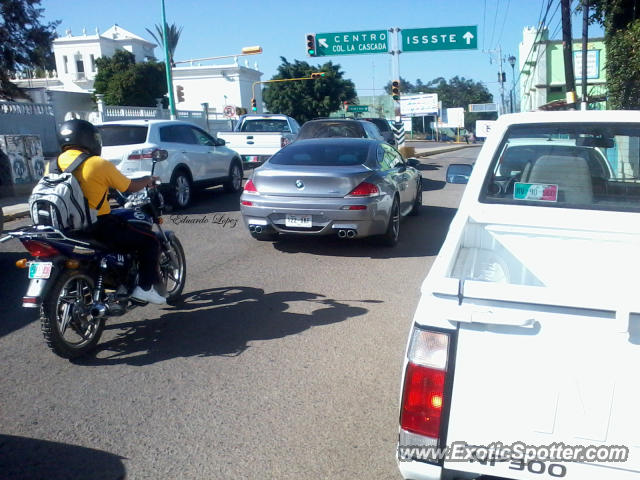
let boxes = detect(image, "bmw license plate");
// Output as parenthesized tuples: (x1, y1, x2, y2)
(285, 214, 312, 228)
(28, 262, 53, 279)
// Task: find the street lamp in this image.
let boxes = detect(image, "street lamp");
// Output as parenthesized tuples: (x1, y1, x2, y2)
(508, 55, 517, 113)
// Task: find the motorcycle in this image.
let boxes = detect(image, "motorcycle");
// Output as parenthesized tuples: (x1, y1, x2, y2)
(0, 151, 186, 359)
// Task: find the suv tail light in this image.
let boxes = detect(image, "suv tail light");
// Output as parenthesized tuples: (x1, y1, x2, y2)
(21, 240, 60, 258)
(400, 327, 450, 444)
(243, 179, 258, 194)
(346, 182, 379, 197)
(128, 148, 162, 161)
(281, 137, 290, 148)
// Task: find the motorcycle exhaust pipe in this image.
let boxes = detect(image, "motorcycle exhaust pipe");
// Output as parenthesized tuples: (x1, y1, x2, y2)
(90, 303, 109, 318)
(346, 229, 357, 238)
(254, 226, 263, 234)
(338, 230, 346, 238)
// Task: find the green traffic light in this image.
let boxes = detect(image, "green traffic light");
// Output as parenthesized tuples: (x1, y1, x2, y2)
(308, 49, 315, 55)
(252, 107, 257, 111)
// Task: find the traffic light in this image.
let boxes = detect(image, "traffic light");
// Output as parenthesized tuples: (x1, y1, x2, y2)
(391, 80, 400, 101)
(176, 85, 185, 103)
(306, 33, 316, 56)
(310, 72, 326, 79)
(498, 72, 506, 83)
(251, 98, 257, 112)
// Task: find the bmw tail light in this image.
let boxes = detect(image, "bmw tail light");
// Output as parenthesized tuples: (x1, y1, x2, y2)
(243, 179, 258, 194)
(346, 182, 379, 197)
(400, 328, 450, 442)
(21, 240, 60, 258)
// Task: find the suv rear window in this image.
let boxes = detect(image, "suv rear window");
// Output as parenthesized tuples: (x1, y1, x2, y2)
(297, 122, 365, 140)
(270, 141, 370, 166)
(366, 118, 391, 132)
(98, 125, 148, 146)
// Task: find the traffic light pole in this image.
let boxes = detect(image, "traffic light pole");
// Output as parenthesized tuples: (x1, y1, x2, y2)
(251, 74, 325, 112)
(161, 0, 176, 120)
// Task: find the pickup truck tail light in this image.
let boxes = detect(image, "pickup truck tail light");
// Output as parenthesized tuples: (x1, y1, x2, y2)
(400, 327, 450, 446)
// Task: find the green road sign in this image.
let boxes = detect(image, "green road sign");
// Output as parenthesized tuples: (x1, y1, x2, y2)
(347, 105, 369, 112)
(314, 30, 389, 56)
(402, 26, 478, 52)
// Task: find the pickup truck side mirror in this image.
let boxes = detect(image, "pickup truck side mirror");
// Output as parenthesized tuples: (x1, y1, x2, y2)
(215, 138, 226, 146)
(446, 163, 473, 184)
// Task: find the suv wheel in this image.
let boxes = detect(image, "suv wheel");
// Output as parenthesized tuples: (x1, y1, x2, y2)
(170, 170, 192, 209)
(223, 161, 243, 193)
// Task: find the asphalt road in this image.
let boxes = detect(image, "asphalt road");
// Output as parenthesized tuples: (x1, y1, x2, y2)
(0, 148, 478, 480)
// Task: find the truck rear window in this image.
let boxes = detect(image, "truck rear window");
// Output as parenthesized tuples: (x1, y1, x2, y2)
(481, 123, 640, 211)
(98, 125, 148, 146)
(239, 120, 290, 132)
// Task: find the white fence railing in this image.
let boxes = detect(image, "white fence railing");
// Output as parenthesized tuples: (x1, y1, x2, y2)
(0, 101, 53, 116)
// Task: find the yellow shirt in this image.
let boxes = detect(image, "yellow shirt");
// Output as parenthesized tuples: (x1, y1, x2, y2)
(48, 149, 131, 216)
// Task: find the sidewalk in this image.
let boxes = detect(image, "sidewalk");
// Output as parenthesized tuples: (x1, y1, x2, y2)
(1, 143, 481, 224)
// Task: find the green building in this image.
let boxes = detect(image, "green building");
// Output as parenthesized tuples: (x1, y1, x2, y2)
(518, 26, 607, 111)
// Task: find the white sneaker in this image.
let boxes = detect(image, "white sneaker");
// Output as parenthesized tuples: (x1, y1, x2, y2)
(131, 286, 167, 305)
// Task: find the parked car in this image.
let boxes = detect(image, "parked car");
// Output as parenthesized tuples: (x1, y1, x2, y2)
(364, 117, 396, 145)
(397, 110, 640, 480)
(296, 119, 385, 142)
(217, 114, 300, 167)
(240, 138, 422, 245)
(97, 119, 243, 209)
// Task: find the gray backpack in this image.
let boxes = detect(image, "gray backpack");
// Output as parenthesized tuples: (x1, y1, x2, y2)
(29, 153, 105, 231)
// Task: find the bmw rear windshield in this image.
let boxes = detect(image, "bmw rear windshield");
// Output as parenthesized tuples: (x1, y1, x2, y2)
(98, 125, 148, 146)
(269, 141, 372, 166)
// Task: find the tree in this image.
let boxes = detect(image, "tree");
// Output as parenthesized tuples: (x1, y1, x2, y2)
(587, 0, 640, 108)
(93, 50, 167, 107)
(0, 0, 60, 99)
(262, 57, 356, 123)
(145, 23, 183, 63)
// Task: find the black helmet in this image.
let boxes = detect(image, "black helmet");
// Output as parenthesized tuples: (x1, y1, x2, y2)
(58, 119, 102, 156)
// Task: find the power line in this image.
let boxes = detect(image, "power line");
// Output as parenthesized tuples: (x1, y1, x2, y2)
(489, 0, 501, 49)
(483, 0, 487, 50)
(495, 0, 511, 48)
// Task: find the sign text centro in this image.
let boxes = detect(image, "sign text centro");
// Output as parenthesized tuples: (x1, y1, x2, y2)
(402, 26, 478, 52)
(315, 30, 389, 56)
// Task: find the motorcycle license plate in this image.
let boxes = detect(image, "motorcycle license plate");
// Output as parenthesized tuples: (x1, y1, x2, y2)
(285, 214, 312, 228)
(28, 262, 52, 279)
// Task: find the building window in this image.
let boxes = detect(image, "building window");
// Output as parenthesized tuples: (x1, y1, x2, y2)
(76, 58, 85, 73)
(90, 54, 96, 72)
(549, 86, 564, 93)
(63, 55, 68, 74)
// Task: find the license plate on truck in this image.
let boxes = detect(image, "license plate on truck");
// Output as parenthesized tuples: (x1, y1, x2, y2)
(285, 215, 312, 228)
(28, 262, 52, 279)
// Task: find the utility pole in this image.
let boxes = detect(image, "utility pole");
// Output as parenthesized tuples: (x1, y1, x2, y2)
(498, 45, 506, 115)
(561, 0, 577, 108)
(581, 0, 589, 110)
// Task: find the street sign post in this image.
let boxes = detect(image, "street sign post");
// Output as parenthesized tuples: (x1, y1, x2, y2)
(312, 30, 389, 57)
(401, 26, 478, 52)
(347, 105, 369, 113)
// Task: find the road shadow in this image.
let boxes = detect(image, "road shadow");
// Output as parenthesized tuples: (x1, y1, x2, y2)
(422, 178, 446, 192)
(73, 286, 375, 366)
(166, 188, 241, 215)
(416, 162, 442, 171)
(272, 205, 457, 259)
(0, 251, 38, 338)
(0, 434, 126, 480)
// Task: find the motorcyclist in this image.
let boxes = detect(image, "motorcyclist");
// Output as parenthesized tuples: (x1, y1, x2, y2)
(51, 119, 166, 304)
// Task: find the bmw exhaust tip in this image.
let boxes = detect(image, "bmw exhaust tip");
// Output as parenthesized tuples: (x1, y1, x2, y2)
(346, 229, 357, 239)
(254, 226, 263, 234)
(338, 230, 347, 238)
(249, 225, 255, 232)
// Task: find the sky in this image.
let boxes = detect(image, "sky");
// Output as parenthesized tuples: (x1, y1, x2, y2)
(40, 0, 604, 106)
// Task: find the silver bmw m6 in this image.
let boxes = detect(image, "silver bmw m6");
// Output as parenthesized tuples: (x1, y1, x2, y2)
(240, 138, 422, 246)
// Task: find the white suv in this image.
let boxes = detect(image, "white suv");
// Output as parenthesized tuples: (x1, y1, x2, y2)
(97, 119, 243, 208)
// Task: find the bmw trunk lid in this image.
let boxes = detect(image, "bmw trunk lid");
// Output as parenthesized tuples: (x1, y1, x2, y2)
(252, 164, 373, 198)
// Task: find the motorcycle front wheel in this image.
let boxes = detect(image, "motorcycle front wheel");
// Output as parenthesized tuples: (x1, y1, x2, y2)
(159, 232, 186, 304)
(41, 269, 105, 359)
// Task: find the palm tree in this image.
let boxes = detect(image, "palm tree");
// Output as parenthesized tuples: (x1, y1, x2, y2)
(146, 23, 183, 64)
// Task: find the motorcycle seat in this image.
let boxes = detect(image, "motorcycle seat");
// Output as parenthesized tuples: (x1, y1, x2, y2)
(67, 230, 111, 250)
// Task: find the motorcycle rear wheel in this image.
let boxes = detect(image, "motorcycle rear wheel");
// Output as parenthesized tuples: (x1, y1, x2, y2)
(41, 270, 105, 359)
(160, 232, 186, 304)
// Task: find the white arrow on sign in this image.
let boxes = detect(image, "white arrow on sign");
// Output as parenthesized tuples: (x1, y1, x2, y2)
(318, 38, 328, 48)
(463, 31, 474, 45)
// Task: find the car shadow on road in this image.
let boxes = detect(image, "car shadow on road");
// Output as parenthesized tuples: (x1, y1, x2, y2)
(166, 188, 241, 215)
(422, 178, 446, 192)
(73, 286, 376, 366)
(272, 205, 457, 259)
(0, 434, 126, 480)
(416, 162, 442, 171)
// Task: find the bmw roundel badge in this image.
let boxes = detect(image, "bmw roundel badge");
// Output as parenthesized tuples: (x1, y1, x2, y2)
(295, 179, 304, 189)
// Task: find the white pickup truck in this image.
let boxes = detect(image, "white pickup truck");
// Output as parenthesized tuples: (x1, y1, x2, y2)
(217, 114, 300, 167)
(397, 110, 640, 480)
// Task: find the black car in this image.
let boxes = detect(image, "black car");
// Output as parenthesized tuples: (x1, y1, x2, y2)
(364, 118, 396, 146)
(297, 119, 385, 143)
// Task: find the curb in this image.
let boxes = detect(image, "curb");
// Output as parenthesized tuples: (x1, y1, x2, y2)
(414, 144, 480, 158)
(2, 207, 30, 223)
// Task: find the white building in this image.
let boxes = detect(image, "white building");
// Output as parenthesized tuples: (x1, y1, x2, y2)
(51, 25, 156, 92)
(171, 60, 263, 114)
